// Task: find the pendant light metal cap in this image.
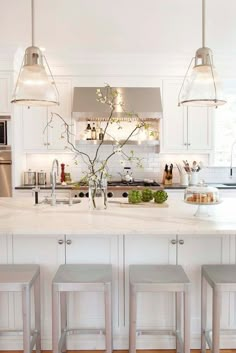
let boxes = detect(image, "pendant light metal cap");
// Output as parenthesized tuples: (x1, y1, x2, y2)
(194, 47, 213, 67)
(24, 46, 44, 66)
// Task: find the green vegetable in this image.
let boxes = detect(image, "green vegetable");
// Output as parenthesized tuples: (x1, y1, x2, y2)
(141, 188, 153, 202)
(128, 190, 142, 204)
(153, 190, 168, 203)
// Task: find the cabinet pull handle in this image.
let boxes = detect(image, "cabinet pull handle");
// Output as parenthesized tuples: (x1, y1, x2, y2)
(179, 239, 184, 245)
(66, 239, 72, 245)
(58, 239, 64, 245)
(184, 143, 187, 146)
(188, 143, 191, 146)
(171, 239, 176, 245)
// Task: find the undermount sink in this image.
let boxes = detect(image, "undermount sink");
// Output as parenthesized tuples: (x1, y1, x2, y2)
(44, 197, 81, 205)
(222, 183, 236, 186)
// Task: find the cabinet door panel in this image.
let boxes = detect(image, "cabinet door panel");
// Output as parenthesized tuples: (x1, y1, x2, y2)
(125, 234, 176, 346)
(0, 234, 9, 330)
(162, 80, 186, 151)
(11, 234, 65, 347)
(187, 107, 212, 150)
(177, 234, 230, 346)
(22, 106, 48, 150)
(65, 234, 119, 348)
(0, 76, 11, 114)
(48, 80, 72, 150)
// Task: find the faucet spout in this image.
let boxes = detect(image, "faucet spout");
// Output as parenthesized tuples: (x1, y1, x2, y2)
(51, 159, 59, 205)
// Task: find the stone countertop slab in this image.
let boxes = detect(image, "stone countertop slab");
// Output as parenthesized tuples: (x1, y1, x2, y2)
(0, 195, 236, 235)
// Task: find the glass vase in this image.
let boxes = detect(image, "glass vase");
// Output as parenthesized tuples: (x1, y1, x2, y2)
(89, 178, 107, 210)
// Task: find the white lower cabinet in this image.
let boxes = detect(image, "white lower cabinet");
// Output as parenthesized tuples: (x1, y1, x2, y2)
(124, 234, 177, 349)
(64, 234, 120, 350)
(10, 234, 65, 350)
(0, 234, 9, 333)
(0, 232, 234, 350)
(124, 233, 232, 349)
(177, 234, 232, 348)
(3, 233, 120, 350)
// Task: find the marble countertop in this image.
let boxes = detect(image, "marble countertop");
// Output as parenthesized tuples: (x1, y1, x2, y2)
(0, 195, 236, 235)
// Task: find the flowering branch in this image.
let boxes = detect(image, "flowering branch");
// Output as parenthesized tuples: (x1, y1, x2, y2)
(46, 85, 150, 185)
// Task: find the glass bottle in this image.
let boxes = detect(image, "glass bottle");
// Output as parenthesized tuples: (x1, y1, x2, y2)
(99, 128, 104, 140)
(91, 123, 97, 140)
(85, 121, 91, 140)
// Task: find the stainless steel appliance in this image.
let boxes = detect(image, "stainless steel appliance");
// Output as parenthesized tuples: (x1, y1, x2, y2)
(0, 150, 12, 197)
(24, 169, 36, 186)
(37, 170, 47, 185)
(72, 87, 163, 119)
(0, 117, 10, 145)
(76, 180, 161, 199)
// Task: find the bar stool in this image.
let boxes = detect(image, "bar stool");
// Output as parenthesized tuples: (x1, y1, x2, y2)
(129, 264, 191, 353)
(0, 264, 41, 353)
(52, 264, 112, 353)
(201, 264, 236, 353)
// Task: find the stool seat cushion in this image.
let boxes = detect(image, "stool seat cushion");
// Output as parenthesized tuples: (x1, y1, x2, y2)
(0, 264, 40, 286)
(202, 264, 236, 285)
(130, 265, 190, 284)
(53, 264, 112, 284)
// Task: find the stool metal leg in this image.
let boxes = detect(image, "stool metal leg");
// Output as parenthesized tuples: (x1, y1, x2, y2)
(201, 273, 207, 353)
(176, 292, 182, 353)
(129, 284, 137, 353)
(60, 292, 67, 353)
(212, 289, 221, 353)
(105, 282, 113, 353)
(52, 285, 60, 353)
(22, 285, 31, 353)
(34, 274, 41, 353)
(184, 287, 190, 353)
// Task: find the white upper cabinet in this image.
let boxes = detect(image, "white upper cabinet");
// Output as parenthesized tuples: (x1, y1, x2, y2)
(0, 75, 11, 115)
(22, 106, 48, 150)
(48, 79, 72, 150)
(162, 79, 213, 153)
(22, 78, 72, 152)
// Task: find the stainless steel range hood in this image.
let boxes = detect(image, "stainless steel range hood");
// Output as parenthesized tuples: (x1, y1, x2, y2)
(72, 87, 162, 119)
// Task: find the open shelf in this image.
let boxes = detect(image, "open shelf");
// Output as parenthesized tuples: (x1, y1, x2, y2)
(75, 139, 160, 146)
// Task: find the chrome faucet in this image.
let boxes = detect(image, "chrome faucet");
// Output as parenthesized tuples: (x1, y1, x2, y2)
(51, 159, 59, 205)
(230, 140, 236, 178)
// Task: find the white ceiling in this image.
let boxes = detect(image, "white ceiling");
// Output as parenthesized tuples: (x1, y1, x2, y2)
(1, 0, 236, 58)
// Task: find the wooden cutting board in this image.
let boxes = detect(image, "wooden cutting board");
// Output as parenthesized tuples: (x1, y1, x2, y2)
(109, 200, 169, 208)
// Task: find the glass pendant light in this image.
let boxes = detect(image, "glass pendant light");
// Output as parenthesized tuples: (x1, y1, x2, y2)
(178, 0, 226, 107)
(11, 0, 59, 106)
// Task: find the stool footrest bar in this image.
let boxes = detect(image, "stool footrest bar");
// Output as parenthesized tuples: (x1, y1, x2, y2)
(66, 328, 105, 336)
(137, 329, 176, 336)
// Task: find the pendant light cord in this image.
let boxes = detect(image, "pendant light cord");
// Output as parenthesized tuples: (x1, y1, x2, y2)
(202, 0, 205, 47)
(31, 0, 35, 46)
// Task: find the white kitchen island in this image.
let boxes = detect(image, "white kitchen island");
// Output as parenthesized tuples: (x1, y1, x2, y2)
(0, 195, 236, 350)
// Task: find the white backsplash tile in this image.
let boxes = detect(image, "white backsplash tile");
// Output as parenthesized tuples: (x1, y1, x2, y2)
(25, 149, 234, 185)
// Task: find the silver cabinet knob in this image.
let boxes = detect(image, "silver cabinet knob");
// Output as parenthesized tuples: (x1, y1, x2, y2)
(179, 239, 184, 245)
(58, 239, 64, 245)
(171, 239, 177, 245)
(184, 143, 187, 146)
(66, 239, 72, 245)
(188, 143, 191, 146)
